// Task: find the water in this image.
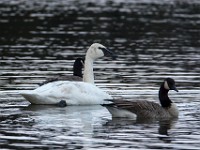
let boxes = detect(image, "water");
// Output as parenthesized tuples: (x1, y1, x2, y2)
(0, 0, 200, 149)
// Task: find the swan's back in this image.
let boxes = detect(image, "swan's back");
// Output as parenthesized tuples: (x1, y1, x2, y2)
(21, 81, 111, 105)
(39, 76, 82, 86)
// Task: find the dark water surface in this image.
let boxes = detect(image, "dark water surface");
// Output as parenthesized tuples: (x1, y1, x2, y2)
(0, 0, 200, 149)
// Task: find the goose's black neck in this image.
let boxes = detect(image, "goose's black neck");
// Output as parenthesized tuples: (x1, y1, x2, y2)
(159, 83, 172, 108)
(73, 63, 83, 78)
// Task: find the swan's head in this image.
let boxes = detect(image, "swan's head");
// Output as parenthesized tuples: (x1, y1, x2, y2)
(86, 43, 114, 59)
(164, 78, 178, 92)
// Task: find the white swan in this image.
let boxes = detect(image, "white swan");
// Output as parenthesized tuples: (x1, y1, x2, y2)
(83, 43, 114, 84)
(20, 43, 114, 105)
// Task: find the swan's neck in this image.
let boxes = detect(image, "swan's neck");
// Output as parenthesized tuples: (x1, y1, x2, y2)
(159, 83, 172, 108)
(83, 56, 94, 84)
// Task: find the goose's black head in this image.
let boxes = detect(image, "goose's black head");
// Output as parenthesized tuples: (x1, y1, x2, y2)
(73, 58, 85, 77)
(159, 78, 178, 108)
(74, 58, 84, 68)
(164, 78, 178, 92)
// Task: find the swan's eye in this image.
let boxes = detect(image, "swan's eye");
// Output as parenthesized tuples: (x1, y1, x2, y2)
(98, 47, 106, 51)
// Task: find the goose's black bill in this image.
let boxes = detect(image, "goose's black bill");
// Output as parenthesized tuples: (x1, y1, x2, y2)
(171, 85, 178, 92)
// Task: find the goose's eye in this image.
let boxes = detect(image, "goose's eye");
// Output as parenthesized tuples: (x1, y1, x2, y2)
(168, 81, 175, 88)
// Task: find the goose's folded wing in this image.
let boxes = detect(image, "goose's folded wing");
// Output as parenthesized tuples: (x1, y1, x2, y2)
(105, 99, 164, 117)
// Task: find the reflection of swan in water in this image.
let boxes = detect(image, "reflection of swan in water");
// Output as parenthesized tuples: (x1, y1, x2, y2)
(24, 104, 107, 119)
(23, 104, 108, 135)
(22, 105, 111, 148)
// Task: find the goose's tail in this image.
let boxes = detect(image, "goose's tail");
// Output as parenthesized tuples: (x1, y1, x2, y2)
(101, 99, 115, 107)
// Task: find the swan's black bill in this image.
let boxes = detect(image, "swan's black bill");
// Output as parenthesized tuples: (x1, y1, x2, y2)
(99, 47, 116, 59)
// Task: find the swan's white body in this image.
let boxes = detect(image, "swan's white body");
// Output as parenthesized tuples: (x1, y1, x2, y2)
(20, 43, 113, 105)
(20, 81, 111, 105)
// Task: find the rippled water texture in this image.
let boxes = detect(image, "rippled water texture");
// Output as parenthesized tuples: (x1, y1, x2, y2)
(0, 0, 200, 149)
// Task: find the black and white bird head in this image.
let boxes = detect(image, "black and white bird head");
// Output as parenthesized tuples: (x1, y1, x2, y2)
(164, 78, 178, 92)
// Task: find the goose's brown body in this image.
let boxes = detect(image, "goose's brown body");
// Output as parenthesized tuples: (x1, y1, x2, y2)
(102, 78, 179, 119)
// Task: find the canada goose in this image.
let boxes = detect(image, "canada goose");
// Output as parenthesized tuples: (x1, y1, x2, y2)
(102, 78, 179, 119)
(39, 57, 84, 86)
(20, 43, 114, 105)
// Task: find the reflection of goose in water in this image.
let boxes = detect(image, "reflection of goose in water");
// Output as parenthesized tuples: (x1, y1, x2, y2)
(102, 78, 179, 119)
(0, 78, 10, 86)
(102, 117, 177, 144)
(39, 58, 84, 86)
(158, 119, 177, 136)
(20, 43, 114, 105)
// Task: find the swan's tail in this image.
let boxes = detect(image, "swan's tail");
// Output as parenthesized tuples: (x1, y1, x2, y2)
(19, 90, 39, 104)
(20, 90, 58, 105)
(101, 99, 114, 106)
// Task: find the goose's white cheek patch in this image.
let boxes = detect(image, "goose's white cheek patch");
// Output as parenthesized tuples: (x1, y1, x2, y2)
(164, 81, 170, 90)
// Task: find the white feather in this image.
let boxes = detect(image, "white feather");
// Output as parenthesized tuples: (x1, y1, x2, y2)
(164, 81, 170, 90)
(106, 107, 137, 119)
(168, 103, 179, 117)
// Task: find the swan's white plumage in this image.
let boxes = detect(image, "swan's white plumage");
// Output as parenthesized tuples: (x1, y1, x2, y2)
(20, 81, 112, 105)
